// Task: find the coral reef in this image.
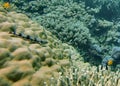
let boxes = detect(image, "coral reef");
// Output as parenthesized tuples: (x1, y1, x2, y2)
(85, 0, 120, 20)
(0, 1, 120, 86)
(0, 5, 83, 85)
(7, 0, 120, 67)
(9, 0, 92, 47)
(57, 64, 120, 86)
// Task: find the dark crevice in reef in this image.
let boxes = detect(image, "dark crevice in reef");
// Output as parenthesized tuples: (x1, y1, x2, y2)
(9, 27, 48, 45)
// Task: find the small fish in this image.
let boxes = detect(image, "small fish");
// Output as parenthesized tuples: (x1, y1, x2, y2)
(107, 59, 113, 66)
(101, 55, 113, 70)
(3, 2, 10, 9)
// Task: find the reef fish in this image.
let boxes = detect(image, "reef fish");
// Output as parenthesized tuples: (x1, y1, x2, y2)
(3, 2, 10, 9)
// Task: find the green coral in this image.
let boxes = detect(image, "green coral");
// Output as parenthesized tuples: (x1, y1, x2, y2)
(85, 0, 120, 20)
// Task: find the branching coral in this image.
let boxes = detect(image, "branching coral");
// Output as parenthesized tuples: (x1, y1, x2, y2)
(85, 0, 120, 20)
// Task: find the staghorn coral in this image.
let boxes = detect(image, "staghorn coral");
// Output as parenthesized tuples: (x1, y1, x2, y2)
(56, 65, 120, 86)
